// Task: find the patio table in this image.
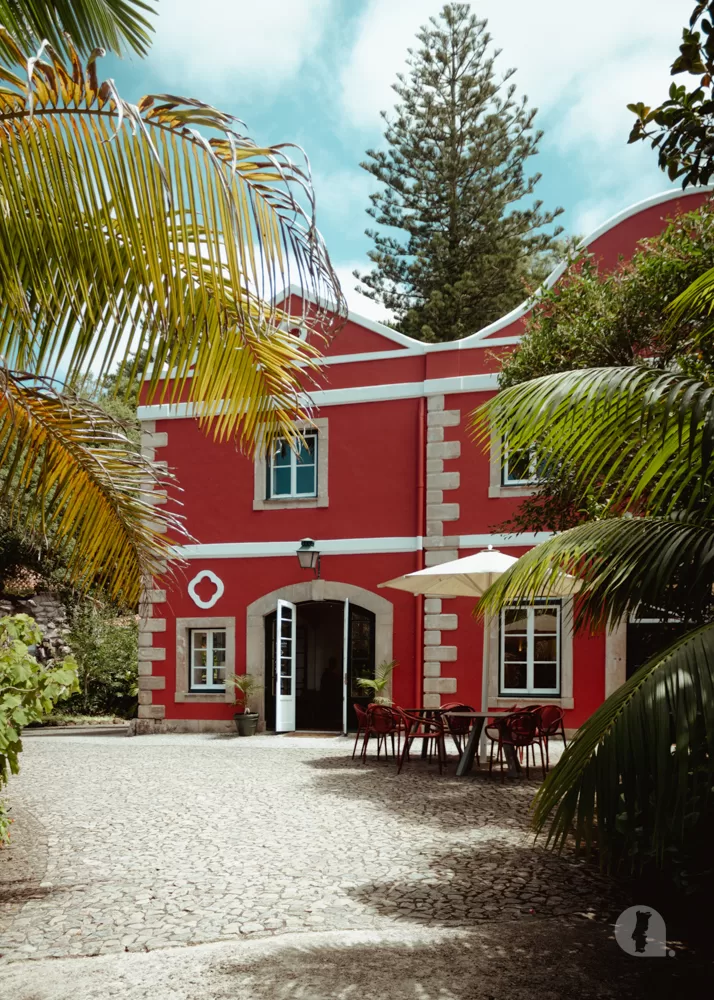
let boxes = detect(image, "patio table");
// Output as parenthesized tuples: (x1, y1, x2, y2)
(443, 711, 521, 778)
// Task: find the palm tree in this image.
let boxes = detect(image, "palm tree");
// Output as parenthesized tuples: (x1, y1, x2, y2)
(470, 349, 714, 869)
(0, 5, 344, 607)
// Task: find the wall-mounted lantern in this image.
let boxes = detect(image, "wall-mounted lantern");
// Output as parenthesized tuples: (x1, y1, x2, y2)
(297, 537, 321, 578)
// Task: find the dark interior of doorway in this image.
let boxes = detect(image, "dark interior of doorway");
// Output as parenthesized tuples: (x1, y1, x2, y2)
(626, 620, 691, 679)
(264, 600, 375, 732)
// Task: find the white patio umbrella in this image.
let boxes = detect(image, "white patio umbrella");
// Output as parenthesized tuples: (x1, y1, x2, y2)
(378, 546, 518, 598)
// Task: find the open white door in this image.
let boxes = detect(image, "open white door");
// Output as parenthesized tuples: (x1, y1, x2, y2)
(342, 599, 350, 735)
(275, 600, 297, 731)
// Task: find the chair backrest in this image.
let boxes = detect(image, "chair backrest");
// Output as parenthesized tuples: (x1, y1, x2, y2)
(368, 705, 399, 734)
(523, 704, 542, 713)
(354, 703, 368, 726)
(504, 711, 537, 745)
(442, 703, 475, 734)
(538, 705, 564, 734)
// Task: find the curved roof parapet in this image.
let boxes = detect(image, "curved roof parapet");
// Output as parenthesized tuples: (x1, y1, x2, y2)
(289, 186, 713, 353)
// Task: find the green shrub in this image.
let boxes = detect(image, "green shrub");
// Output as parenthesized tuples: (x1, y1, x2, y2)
(63, 604, 138, 718)
(0, 614, 77, 843)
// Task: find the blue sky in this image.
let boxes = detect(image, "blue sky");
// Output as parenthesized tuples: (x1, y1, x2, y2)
(104, 0, 687, 323)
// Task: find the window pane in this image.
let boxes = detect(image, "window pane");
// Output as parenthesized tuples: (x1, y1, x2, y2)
(533, 662, 558, 690)
(534, 608, 559, 632)
(212, 648, 226, 667)
(273, 440, 291, 467)
(504, 636, 528, 661)
(213, 667, 226, 686)
(504, 609, 528, 633)
(280, 639, 292, 658)
(504, 662, 527, 689)
(298, 435, 316, 465)
(280, 676, 292, 695)
(534, 636, 558, 661)
(193, 668, 207, 687)
(193, 649, 207, 667)
(295, 463, 316, 495)
(193, 631, 207, 650)
(505, 447, 533, 483)
(280, 657, 292, 676)
(272, 466, 291, 496)
(280, 615, 292, 637)
(212, 631, 226, 650)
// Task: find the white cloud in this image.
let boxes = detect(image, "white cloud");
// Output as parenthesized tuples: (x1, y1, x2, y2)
(312, 167, 373, 227)
(333, 262, 395, 326)
(340, 1, 687, 232)
(149, 0, 334, 93)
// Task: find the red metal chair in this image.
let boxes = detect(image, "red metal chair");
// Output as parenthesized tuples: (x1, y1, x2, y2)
(352, 703, 368, 759)
(361, 705, 403, 762)
(441, 702, 476, 754)
(486, 711, 545, 781)
(537, 705, 567, 769)
(395, 708, 447, 774)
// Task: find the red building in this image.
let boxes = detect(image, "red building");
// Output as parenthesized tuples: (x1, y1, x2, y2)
(135, 188, 708, 734)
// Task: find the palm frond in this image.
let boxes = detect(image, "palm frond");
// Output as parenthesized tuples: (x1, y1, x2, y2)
(0, 34, 345, 451)
(0, 367, 184, 605)
(471, 366, 714, 518)
(533, 623, 714, 868)
(477, 516, 714, 631)
(0, 1, 155, 58)
(667, 263, 714, 338)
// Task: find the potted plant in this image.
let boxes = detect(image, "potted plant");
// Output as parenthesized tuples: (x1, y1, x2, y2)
(231, 673, 260, 736)
(356, 660, 397, 705)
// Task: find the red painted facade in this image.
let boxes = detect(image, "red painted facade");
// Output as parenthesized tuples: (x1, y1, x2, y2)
(136, 189, 708, 732)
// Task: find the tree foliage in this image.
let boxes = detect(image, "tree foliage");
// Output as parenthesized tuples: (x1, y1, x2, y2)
(64, 602, 137, 717)
(355, 2, 562, 343)
(0, 614, 77, 843)
(629, 1, 714, 186)
(497, 203, 714, 533)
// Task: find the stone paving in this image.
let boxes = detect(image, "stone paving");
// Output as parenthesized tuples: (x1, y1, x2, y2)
(0, 733, 625, 964)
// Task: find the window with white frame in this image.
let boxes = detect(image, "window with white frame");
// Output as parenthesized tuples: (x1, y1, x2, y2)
(189, 628, 227, 691)
(500, 602, 561, 696)
(501, 443, 544, 487)
(266, 432, 317, 499)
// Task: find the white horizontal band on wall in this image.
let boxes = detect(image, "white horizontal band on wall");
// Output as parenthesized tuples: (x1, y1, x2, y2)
(137, 372, 500, 422)
(174, 532, 553, 560)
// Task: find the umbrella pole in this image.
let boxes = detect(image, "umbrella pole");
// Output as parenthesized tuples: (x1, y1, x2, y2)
(479, 600, 490, 763)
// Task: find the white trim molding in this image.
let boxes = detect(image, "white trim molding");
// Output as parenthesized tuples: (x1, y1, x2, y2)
(137, 372, 500, 422)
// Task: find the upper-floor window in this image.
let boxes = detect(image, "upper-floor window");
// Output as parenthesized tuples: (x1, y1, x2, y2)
(501, 444, 544, 487)
(190, 628, 226, 691)
(266, 432, 318, 499)
(500, 602, 561, 696)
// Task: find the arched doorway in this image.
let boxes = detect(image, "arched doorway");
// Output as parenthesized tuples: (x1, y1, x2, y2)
(245, 580, 393, 732)
(264, 601, 376, 731)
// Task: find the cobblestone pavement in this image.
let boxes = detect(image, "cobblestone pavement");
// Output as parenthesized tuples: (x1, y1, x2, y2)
(1, 733, 625, 966)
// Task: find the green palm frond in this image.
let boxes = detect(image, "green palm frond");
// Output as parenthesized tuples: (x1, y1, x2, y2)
(0, 1, 155, 58)
(533, 624, 714, 867)
(0, 34, 345, 452)
(471, 366, 714, 518)
(667, 263, 714, 338)
(478, 516, 714, 631)
(0, 367, 183, 605)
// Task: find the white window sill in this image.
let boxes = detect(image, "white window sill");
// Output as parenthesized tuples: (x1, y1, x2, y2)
(253, 495, 328, 510)
(488, 484, 537, 498)
(494, 696, 574, 710)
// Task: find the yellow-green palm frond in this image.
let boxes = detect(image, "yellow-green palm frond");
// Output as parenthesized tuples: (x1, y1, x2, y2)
(0, 32, 345, 452)
(0, 0, 155, 58)
(477, 515, 714, 632)
(0, 366, 184, 605)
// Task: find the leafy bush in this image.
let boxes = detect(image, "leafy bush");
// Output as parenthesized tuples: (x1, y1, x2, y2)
(0, 614, 77, 843)
(63, 603, 138, 718)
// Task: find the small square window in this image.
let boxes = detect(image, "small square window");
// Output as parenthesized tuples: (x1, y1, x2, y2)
(501, 443, 544, 487)
(266, 432, 317, 499)
(189, 629, 227, 691)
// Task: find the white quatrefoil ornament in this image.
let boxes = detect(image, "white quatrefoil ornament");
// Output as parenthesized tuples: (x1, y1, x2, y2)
(187, 570, 224, 610)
